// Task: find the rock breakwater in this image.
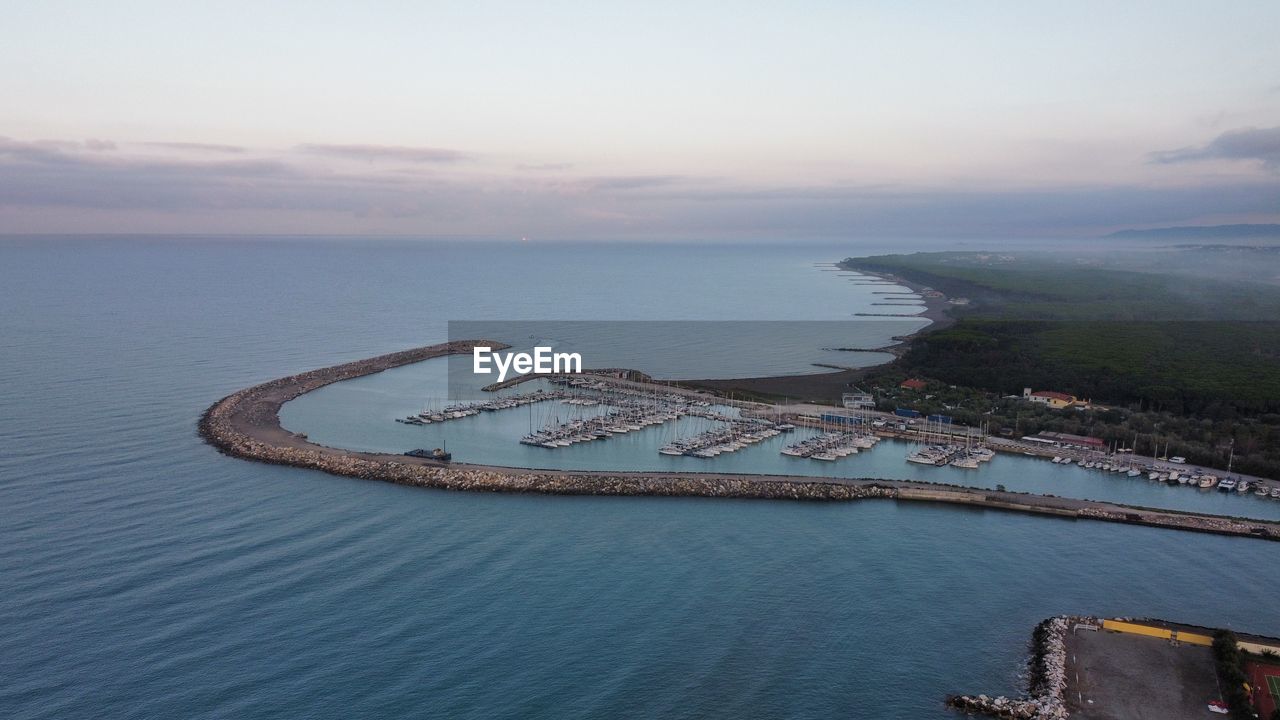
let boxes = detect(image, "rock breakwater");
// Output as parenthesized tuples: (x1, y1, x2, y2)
(947, 616, 1071, 719)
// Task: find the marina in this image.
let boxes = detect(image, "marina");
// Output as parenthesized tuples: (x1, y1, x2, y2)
(194, 339, 1280, 543)
(281, 357, 1280, 521)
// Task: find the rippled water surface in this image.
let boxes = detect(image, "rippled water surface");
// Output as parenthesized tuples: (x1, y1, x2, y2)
(3, 237, 1278, 720)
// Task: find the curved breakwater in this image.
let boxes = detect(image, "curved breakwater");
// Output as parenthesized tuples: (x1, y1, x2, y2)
(200, 341, 1280, 542)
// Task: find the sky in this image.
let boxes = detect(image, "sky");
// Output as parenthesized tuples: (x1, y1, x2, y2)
(2, 0, 1279, 239)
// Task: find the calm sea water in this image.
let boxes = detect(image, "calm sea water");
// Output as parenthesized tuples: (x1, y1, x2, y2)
(3, 236, 1278, 720)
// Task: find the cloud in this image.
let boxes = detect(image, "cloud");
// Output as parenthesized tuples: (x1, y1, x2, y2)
(516, 162, 574, 171)
(575, 175, 686, 191)
(1151, 126, 1280, 170)
(2, 134, 1278, 238)
(143, 141, 246, 154)
(555, 180, 1280, 239)
(0, 136, 72, 164)
(296, 143, 471, 164)
(0, 136, 116, 163)
(0, 136, 349, 211)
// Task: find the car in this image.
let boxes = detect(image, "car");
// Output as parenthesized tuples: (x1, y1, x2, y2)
(1169, 456, 1187, 464)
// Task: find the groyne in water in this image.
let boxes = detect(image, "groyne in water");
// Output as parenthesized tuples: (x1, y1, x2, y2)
(947, 616, 1072, 719)
(199, 341, 1280, 542)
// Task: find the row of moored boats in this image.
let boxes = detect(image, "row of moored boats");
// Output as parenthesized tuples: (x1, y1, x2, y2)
(780, 431, 880, 461)
(1051, 457, 1280, 497)
(522, 406, 681, 448)
(659, 420, 795, 458)
(907, 444, 995, 468)
(397, 390, 569, 425)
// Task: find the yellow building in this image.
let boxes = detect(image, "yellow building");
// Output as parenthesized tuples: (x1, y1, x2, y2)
(1023, 388, 1079, 409)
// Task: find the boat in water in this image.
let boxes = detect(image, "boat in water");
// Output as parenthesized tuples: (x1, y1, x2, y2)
(405, 447, 451, 462)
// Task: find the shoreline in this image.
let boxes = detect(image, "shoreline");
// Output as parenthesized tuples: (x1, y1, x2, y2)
(838, 260, 957, 332)
(677, 263, 952, 403)
(199, 341, 1280, 543)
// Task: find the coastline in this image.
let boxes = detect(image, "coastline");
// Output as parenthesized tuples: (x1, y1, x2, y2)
(199, 341, 1280, 543)
(838, 261, 957, 332)
(678, 263, 952, 403)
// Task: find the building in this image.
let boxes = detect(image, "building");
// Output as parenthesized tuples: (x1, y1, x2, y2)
(842, 392, 875, 409)
(1023, 387, 1080, 409)
(1023, 431, 1106, 450)
(900, 378, 927, 391)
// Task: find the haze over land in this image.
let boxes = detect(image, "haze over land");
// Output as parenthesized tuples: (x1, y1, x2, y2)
(2, 1, 1279, 239)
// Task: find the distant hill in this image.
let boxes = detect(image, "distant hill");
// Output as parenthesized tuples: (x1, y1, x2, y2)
(1106, 224, 1280, 241)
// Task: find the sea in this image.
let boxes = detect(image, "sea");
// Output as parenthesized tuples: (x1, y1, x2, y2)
(2, 236, 1278, 720)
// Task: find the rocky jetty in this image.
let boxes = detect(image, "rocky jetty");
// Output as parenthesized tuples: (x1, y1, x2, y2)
(946, 616, 1071, 719)
(1078, 506, 1275, 540)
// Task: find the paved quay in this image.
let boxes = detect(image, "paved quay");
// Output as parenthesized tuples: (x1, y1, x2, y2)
(1063, 628, 1217, 720)
(200, 341, 1280, 543)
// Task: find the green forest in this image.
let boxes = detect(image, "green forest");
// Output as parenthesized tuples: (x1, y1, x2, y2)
(843, 251, 1280, 478)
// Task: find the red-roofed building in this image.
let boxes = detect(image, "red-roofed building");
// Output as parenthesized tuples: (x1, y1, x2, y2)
(900, 378, 927, 391)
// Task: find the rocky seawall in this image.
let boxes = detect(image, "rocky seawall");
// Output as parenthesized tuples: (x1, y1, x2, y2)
(947, 616, 1072, 719)
(199, 341, 1280, 543)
